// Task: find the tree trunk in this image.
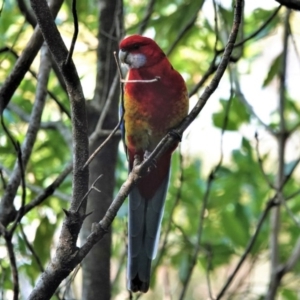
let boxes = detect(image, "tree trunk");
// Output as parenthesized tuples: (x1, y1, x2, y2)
(81, 0, 123, 299)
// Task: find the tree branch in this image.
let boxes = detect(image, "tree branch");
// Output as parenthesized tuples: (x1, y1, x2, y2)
(275, 0, 300, 10)
(0, 0, 64, 113)
(138, 0, 156, 34)
(0, 44, 52, 228)
(216, 197, 277, 299)
(266, 8, 290, 300)
(28, 0, 89, 297)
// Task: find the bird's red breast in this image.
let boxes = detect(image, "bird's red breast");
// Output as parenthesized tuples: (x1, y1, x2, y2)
(120, 35, 189, 198)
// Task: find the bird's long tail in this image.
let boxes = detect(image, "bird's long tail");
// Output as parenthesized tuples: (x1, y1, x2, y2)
(127, 166, 170, 293)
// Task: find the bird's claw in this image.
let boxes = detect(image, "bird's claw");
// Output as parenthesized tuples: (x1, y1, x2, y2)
(144, 150, 157, 172)
(169, 129, 182, 142)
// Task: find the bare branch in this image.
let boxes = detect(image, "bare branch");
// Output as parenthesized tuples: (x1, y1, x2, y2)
(275, 0, 300, 10)
(216, 198, 277, 299)
(65, 0, 78, 65)
(266, 9, 290, 299)
(23, 162, 73, 215)
(166, 2, 205, 56)
(281, 237, 300, 273)
(255, 133, 277, 189)
(217, 5, 282, 54)
(138, 0, 156, 34)
(0, 44, 52, 229)
(0, 46, 70, 117)
(75, 174, 103, 213)
(16, 0, 36, 27)
(232, 67, 275, 135)
(0, 227, 19, 300)
(27, 0, 89, 297)
(88, 72, 120, 148)
(179, 66, 235, 300)
(19, 224, 44, 272)
(83, 121, 121, 169)
(205, 245, 215, 300)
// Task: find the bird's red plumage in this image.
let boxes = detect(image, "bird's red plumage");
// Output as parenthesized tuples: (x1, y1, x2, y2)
(121, 35, 188, 196)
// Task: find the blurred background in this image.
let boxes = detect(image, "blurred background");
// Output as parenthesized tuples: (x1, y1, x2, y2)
(1, 0, 300, 299)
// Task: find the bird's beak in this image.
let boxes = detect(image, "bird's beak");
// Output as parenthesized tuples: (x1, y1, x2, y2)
(119, 49, 128, 64)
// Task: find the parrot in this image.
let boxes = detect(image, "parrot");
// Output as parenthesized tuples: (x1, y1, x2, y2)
(119, 35, 189, 293)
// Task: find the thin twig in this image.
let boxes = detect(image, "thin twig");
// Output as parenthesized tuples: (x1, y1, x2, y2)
(205, 245, 215, 300)
(232, 67, 274, 135)
(65, 0, 78, 65)
(266, 9, 290, 300)
(216, 198, 277, 299)
(188, 57, 218, 98)
(166, 1, 204, 56)
(217, 5, 282, 54)
(2, 231, 19, 300)
(281, 195, 300, 227)
(0, 46, 70, 118)
(19, 224, 44, 272)
(0, 0, 64, 113)
(83, 121, 121, 170)
(138, 0, 156, 34)
(255, 133, 277, 189)
(83, 51, 124, 168)
(16, 0, 36, 27)
(179, 65, 235, 300)
(1, 44, 52, 232)
(75, 174, 103, 213)
(281, 237, 300, 274)
(22, 162, 73, 215)
(88, 72, 120, 147)
(62, 265, 81, 300)
(121, 77, 160, 83)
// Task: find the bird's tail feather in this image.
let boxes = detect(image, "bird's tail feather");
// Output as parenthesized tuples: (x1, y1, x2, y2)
(127, 171, 170, 292)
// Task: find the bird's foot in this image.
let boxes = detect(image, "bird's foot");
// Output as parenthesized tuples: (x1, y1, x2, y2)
(169, 129, 182, 142)
(144, 150, 157, 172)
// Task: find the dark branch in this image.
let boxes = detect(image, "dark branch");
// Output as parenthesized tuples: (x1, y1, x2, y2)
(138, 0, 156, 34)
(28, 0, 89, 297)
(65, 0, 78, 65)
(0, 0, 64, 113)
(217, 5, 282, 54)
(275, 0, 300, 10)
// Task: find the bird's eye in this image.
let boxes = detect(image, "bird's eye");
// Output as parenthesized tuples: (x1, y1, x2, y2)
(132, 43, 140, 50)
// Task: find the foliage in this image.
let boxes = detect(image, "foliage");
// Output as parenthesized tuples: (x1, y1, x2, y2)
(1, 0, 300, 299)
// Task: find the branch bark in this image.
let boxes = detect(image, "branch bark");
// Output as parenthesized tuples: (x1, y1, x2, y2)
(275, 0, 300, 10)
(81, 0, 123, 298)
(0, 0, 64, 113)
(28, 0, 89, 298)
(265, 8, 290, 300)
(0, 43, 52, 228)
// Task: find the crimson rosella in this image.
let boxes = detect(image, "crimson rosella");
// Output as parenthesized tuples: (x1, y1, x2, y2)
(119, 35, 189, 293)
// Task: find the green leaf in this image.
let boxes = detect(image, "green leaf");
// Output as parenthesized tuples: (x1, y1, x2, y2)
(263, 53, 282, 87)
(221, 203, 250, 247)
(213, 97, 250, 131)
(281, 288, 298, 300)
(32, 217, 57, 276)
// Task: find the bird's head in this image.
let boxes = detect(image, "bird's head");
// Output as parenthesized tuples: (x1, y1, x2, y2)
(119, 35, 165, 69)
